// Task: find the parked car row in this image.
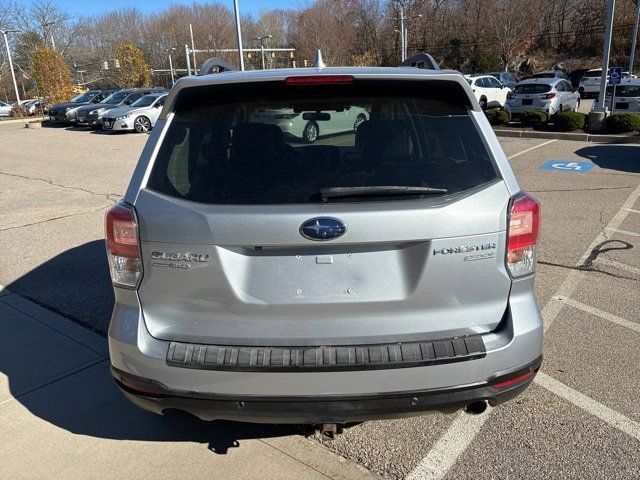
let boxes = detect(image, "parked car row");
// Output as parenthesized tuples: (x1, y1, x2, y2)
(48, 87, 168, 133)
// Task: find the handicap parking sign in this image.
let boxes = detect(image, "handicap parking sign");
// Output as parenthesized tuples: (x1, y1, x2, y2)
(609, 67, 623, 85)
(539, 160, 596, 173)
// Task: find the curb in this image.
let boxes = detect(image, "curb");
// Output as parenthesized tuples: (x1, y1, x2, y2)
(0, 117, 45, 126)
(494, 129, 640, 143)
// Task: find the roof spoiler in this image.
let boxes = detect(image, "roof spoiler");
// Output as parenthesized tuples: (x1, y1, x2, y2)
(198, 57, 238, 75)
(398, 53, 439, 70)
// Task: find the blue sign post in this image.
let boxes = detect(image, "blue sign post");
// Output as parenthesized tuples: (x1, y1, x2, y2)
(609, 67, 623, 115)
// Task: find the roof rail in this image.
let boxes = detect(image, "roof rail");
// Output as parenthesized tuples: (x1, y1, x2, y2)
(398, 53, 439, 70)
(198, 57, 238, 75)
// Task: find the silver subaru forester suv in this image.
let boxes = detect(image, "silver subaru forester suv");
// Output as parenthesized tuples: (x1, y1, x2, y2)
(106, 66, 543, 426)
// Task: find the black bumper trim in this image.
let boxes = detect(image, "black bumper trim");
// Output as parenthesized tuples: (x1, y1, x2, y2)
(112, 356, 541, 423)
(166, 334, 486, 372)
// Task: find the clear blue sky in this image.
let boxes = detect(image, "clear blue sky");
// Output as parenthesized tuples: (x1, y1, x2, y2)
(37, 0, 299, 17)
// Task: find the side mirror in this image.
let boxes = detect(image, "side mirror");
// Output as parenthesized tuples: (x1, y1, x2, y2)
(500, 84, 504, 89)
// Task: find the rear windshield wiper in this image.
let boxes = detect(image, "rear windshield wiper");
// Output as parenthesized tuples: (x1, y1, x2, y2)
(320, 185, 448, 200)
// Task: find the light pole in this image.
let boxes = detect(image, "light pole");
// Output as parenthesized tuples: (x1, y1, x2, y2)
(168, 48, 176, 86)
(232, 0, 245, 71)
(0, 29, 20, 103)
(43, 21, 57, 50)
(257, 34, 272, 69)
(189, 23, 197, 72)
(597, 0, 616, 111)
(629, 0, 640, 78)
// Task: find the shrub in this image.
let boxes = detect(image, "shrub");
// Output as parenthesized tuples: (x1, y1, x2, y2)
(114, 43, 151, 88)
(552, 111, 586, 132)
(32, 49, 75, 106)
(520, 110, 549, 127)
(485, 108, 511, 126)
(9, 104, 28, 118)
(605, 113, 640, 134)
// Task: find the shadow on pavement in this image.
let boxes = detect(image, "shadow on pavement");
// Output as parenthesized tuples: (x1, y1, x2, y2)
(575, 145, 640, 173)
(6, 240, 114, 334)
(2, 241, 307, 453)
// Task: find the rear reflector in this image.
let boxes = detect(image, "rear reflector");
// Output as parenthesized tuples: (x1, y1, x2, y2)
(506, 192, 540, 278)
(105, 202, 142, 288)
(492, 370, 535, 389)
(285, 75, 354, 85)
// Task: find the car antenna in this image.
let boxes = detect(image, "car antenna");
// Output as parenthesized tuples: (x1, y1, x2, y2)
(311, 50, 326, 69)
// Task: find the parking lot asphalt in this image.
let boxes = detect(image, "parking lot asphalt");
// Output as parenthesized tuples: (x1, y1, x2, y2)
(1, 123, 639, 479)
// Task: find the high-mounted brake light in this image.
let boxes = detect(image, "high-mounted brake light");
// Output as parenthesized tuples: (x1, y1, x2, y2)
(105, 202, 142, 288)
(284, 75, 354, 85)
(506, 192, 540, 278)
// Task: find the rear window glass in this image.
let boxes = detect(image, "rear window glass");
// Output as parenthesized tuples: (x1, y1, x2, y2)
(584, 70, 602, 78)
(147, 80, 498, 204)
(514, 84, 551, 94)
(531, 73, 555, 79)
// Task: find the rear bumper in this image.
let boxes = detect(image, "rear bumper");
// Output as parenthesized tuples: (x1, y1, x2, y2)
(108, 274, 543, 423)
(111, 356, 541, 423)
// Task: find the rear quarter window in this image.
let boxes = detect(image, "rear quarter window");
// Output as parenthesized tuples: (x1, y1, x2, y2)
(147, 79, 499, 205)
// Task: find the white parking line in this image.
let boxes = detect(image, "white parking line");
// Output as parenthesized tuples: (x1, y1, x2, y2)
(535, 373, 640, 442)
(595, 258, 640, 276)
(507, 139, 556, 160)
(543, 182, 640, 333)
(404, 179, 640, 480)
(404, 410, 492, 480)
(553, 296, 640, 334)
(623, 208, 640, 214)
(605, 227, 640, 238)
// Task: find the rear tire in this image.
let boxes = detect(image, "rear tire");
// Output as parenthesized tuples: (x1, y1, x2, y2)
(354, 113, 366, 130)
(134, 116, 152, 133)
(479, 97, 487, 111)
(303, 121, 319, 143)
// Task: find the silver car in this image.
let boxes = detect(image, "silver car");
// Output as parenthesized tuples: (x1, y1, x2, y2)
(101, 93, 168, 133)
(106, 67, 543, 425)
(505, 77, 580, 117)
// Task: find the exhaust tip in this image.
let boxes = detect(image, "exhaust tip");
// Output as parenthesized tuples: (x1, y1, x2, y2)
(464, 401, 488, 415)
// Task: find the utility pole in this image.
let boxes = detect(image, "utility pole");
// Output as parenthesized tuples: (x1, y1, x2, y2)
(232, 0, 245, 71)
(189, 23, 197, 72)
(1, 29, 20, 103)
(257, 34, 273, 69)
(629, 0, 640, 78)
(397, 1, 421, 62)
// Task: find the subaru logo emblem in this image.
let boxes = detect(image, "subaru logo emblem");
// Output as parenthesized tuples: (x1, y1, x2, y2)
(300, 217, 347, 241)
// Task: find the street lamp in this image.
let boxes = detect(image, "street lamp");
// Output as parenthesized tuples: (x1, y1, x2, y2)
(0, 29, 20, 103)
(256, 34, 273, 70)
(168, 48, 176, 86)
(232, 0, 244, 71)
(43, 21, 57, 50)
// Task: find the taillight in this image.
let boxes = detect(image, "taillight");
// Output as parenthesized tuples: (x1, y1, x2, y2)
(284, 75, 354, 85)
(507, 92, 515, 100)
(506, 192, 540, 278)
(105, 201, 142, 288)
(543, 93, 556, 99)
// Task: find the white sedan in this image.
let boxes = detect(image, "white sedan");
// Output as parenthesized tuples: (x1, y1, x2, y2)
(465, 75, 511, 110)
(100, 93, 167, 133)
(0, 101, 12, 117)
